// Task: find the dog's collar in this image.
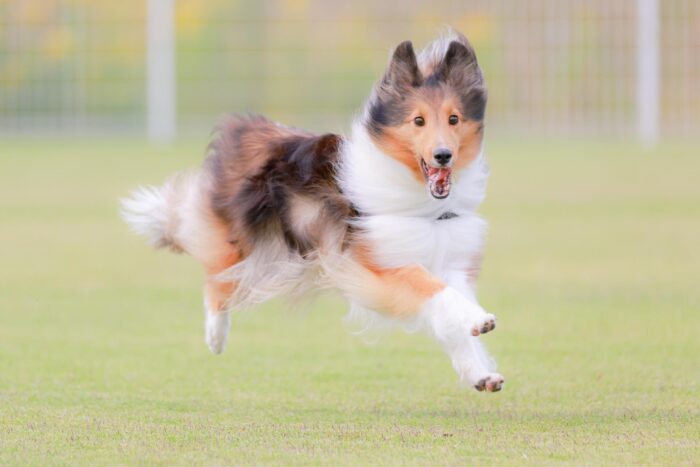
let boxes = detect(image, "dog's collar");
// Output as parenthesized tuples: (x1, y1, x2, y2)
(437, 211, 458, 221)
(351, 206, 458, 221)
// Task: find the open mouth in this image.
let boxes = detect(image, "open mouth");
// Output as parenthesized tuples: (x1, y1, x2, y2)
(420, 159, 452, 199)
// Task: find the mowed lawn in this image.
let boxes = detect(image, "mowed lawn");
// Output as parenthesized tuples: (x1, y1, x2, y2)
(0, 137, 698, 465)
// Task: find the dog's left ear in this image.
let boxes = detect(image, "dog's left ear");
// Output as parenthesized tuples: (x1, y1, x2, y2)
(437, 41, 481, 88)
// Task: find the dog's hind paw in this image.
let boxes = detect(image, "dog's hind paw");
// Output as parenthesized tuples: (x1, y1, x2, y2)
(205, 310, 230, 354)
(474, 373, 505, 392)
(470, 313, 496, 336)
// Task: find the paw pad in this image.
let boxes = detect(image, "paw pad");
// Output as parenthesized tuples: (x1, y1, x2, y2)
(471, 317, 496, 336)
(474, 374, 504, 392)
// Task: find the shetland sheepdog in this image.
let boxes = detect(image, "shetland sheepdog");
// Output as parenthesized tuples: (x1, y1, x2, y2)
(121, 31, 504, 392)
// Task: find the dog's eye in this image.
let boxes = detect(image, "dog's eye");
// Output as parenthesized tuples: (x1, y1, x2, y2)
(414, 116, 425, 127)
(448, 115, 459, 125)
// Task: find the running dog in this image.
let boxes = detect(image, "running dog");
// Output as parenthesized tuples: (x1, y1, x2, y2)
(121, 31, 504, 392)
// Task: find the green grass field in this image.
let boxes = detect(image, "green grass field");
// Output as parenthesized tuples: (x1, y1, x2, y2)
(1, 138, 698, 465)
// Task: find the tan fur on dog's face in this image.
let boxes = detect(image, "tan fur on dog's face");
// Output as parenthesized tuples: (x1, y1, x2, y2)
(376, 89, 484, 181)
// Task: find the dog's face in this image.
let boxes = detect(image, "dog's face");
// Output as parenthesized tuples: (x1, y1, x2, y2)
(367, 39, 487, 199)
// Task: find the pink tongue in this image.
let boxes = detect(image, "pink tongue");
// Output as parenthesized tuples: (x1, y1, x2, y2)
(428, 167, 452, 197)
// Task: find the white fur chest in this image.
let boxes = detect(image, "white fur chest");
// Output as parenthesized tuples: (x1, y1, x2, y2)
(340, 124, 490, 278)
(358, 213, 486, 276)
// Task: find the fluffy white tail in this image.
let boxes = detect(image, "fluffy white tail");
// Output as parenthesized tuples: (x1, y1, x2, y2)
(120, 177, 187, 253)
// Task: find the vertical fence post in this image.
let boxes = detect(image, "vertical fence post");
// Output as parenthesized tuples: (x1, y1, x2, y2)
(147, 0, 176, 143)
(636, 0, 660, 147)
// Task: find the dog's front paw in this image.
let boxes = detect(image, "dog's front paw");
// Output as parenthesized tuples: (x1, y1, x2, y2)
(473, 373, 505, 392)
(470, 313, 496, 336)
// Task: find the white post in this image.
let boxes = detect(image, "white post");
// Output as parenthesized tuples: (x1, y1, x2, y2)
(147, 0, 176, 143)
(636, 0, 660, 147)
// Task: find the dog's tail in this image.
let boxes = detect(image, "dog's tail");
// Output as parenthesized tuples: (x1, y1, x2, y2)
(120, 172, 200, 254)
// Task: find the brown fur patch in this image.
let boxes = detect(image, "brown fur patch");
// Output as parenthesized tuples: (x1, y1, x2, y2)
(202, 227, 242, 313)
(205, 115, 355, 257)
(205, 116, 310, 254)
(352, 244, 446, 317)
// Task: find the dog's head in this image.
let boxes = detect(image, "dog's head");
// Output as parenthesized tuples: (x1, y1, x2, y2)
(366, 34, 486, 199)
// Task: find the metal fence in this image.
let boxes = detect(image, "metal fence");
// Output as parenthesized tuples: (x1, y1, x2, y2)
(0, 0, 698, 142)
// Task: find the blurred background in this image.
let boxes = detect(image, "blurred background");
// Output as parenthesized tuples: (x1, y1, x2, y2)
(1, 0, 698, 142)
(1, 2, 699, 463)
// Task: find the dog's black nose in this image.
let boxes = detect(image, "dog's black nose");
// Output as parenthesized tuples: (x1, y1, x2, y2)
(433, 149, 452, 166)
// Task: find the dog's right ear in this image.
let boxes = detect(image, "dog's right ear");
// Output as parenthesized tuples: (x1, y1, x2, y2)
(379, 40, 422, 97)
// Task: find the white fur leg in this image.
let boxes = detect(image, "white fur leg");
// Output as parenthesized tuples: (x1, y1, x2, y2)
(445, 272, 496, 336)
(205, 308, 230, 354)
(423, 287, 504, 391)
(450, 338, 504, 392)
